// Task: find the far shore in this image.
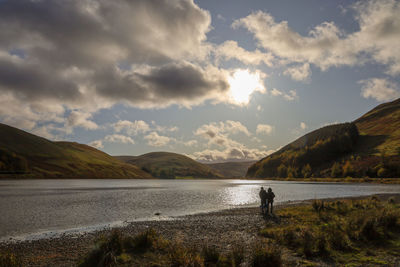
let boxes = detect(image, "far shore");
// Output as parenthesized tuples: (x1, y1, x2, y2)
(1, 176, 400, 184)
(1, 193, 399, 267)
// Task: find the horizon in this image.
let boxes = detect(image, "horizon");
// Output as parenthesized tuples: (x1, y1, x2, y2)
(1, 0, 400, 162)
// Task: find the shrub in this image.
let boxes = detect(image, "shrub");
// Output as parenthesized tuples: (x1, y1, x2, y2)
(312, 200, 324, 213)
(250, 242, 282, 267)
(123, 228, 161, 253)
(201, 245, 220, 266)
(360, 217, 383, 242)
(78, 230, 123, 267)
(228, 245, 245, 267)
(324, 222, 351, 251)
(316, 233, 330, 258)
(167, 242, 203, 267)
(0, 252, 22, 267)
(300, 228, 314, 258)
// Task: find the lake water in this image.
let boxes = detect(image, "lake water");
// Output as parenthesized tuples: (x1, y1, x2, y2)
(1, 179, 400, 241)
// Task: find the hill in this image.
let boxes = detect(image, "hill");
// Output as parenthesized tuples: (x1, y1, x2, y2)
(117, 152, 223, 179)
(206, 161, 256, 178)
(247, 98, 400, 178)
(0, 123, 153, 178)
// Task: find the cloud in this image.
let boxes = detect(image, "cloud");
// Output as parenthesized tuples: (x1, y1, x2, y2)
(192, 147, 271, 162)
(291, 122, 308, 137)
(270, 88, 298, 101)
(104, 134, 135, 144)
(144, 132, 171, 147)
(0, 0, 237, 131)
(182, 140, 198, 147)
(215, 40, 274, 66)
(256, 124, 274, 135)
(359, 78, 400, 102)
(192, 120, 271, 161)
(194, 120, 251, 148)
(66, 111, 98, 130)
(283, 63, 311, 81)
(89, 140, 104, 149)
(113, 120, 150, 135)
(271, 88, 283, 97)
(232, 0, 400, 75)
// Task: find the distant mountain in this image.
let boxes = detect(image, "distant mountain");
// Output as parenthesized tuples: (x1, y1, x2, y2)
(117, 152, 223, 179)
(207, 161, 256, 178)
(247, 98, 400, 178)
(0, 123, 153, 178)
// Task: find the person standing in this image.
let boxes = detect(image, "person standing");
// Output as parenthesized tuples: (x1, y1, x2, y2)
(259, 187, 267, 214)
(266, 187, 275, 214)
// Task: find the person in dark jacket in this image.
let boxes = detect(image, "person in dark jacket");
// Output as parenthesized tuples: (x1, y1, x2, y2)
(259, 187, 268, 214)
(266, 187, 275, 214)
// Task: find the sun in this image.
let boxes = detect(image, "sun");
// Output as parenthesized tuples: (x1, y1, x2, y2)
(228, 69, 265, 105)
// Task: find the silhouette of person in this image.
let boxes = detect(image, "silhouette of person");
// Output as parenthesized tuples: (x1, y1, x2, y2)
(266, 187, 275, 214)
(259, 187, 268, 214)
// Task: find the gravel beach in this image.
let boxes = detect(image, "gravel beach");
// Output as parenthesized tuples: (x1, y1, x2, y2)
(1, 194, 399, 267)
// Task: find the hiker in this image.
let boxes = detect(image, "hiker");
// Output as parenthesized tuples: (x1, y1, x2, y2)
(266, 187, 275, 214)
(259, 187, 268, 214)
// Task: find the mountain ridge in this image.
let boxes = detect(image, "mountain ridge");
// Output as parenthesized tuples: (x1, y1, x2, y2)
(247, 98, 400, 178)
(116, 152, 223, 178)
(0, 123, 153, 179)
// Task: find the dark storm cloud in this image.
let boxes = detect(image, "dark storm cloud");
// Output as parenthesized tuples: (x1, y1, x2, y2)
(0, 57, 82, 102)
(94, 62, 229, 107)
(0, 0, 228, 117)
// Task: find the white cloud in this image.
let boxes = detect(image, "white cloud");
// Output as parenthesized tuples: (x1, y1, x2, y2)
(192, 147, 271, 162)
(270, 88, 298, 101)
(359, 78, 400, 102)
(113, 120, 150, 135)
(300, 122, 307, 130)
(256, 124, 274, 135)
(104, 134, 135, 144)
(284, 90, 298, 101)
(144, 132, 171, 147)
(271, 88, 283, 96)
(232, 0, 400, 75)
(283, 63, 311, 81)
(89, 140, 104, 149)
(182, 140, 198, 147)
(216, 40, 274, 66)
(195, 120, 250, 139)
(66, 111, 98, 130)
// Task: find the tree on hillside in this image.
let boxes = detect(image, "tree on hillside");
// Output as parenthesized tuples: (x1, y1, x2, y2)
(331, 162, 342, 177)
(277, 164, 287, 177)
(342, 160, 354, 177)
(301, 164, 312, 178)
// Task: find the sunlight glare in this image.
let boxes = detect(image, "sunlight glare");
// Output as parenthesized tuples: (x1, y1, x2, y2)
(228, 69, 265, 105)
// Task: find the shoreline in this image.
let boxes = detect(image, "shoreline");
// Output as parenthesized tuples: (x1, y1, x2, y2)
(1, 193, 399, 266)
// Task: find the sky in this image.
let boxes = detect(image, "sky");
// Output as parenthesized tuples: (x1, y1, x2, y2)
(0, 0, 399, 162)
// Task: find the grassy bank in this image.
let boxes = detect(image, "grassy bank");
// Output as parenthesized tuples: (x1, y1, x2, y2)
(261, 196, 400, 266)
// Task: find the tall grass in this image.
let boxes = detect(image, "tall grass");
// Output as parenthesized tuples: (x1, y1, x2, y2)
(261, 197, 400, 262)
(250, 241, 282, 267)
(0, 252, 22, 267)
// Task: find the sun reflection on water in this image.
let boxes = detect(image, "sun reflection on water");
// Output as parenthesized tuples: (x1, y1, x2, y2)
(221, 185, 259, 206)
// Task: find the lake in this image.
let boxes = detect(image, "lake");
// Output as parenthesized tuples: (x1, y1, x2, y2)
(1, 179, 400, 241)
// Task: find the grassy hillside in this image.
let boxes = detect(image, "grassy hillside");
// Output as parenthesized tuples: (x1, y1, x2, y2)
(247, 98, 400, 178)
(355, 98, 400, 156)
(117, 152, 223, 179)
(0, 123, 152, 178)
(207, 161, 256, 178)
